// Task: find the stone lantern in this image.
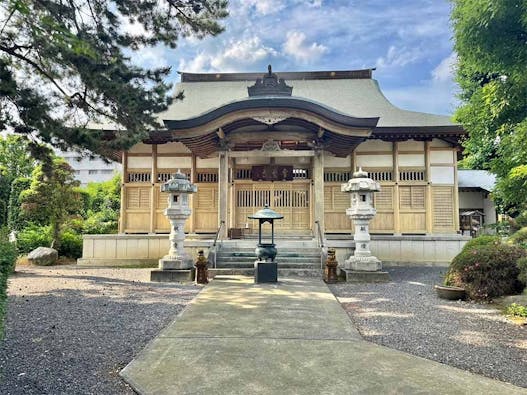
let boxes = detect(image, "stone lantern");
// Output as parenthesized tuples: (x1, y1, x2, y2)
(158, 170, 197, 271)
(248, 205, 284, 283)
(341, 168, 382, 272)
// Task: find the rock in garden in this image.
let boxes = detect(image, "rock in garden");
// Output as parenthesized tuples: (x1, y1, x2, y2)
(27, 247, 58, 266)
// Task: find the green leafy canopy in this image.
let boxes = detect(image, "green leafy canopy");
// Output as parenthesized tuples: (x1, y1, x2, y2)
(452, 0, 527, 214)
(0, 0, 228, 161)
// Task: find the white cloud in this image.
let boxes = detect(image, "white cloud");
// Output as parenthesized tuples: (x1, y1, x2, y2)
(132, 47, 169, 69)
(432, 52, 457, 82)
(282, 31, 328, 63)
(240, 0, 286, 16)
(178, 36, 277, 72)
(375, 45, 423, 69)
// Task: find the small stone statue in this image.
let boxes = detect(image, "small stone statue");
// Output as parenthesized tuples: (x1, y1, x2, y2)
(324, 248, 338, 284)
(194, 250, 209, 284)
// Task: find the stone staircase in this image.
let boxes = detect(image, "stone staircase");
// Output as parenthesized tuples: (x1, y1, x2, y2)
(210, 239, 323, 277)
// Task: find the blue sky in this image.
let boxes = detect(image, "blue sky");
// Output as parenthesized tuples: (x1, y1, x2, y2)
(132, 0, 458, 116)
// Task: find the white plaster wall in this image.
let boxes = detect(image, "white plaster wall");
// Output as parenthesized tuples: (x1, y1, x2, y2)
(128, 156, 153, 168)
(356, 154, 393, 167)
(430, 150, 454, 164)
(430, 166, 454, 184)
(398, 140, 424, 151)
(355, 140, 392, 152)
(129, 143, 152, 154)
(323, 153, 351, 167)
(197, 157, 219, 168)
(398, 154, 425, 167)
(157, 156, 192, 168)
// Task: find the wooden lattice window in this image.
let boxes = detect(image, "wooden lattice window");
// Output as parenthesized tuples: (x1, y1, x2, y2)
(324, 171, 351, 182)
(197, 172, 218, 183)
(127, 172, 151, 183)
(127, 187, 150, 209)
(433, 186, 454, 228)
(156, 170, 191, 183)
(369, 170, 393, 182)
(374, 187, 394, 210)
(293, 168, 309, 179)
(399, 170, 425, 181)
(399, 186, 425, 209)
(235, 168, 252, 180)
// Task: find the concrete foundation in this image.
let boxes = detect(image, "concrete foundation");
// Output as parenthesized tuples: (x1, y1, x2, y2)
(150, 268, 195, 282)
(78, 234, 470, 267)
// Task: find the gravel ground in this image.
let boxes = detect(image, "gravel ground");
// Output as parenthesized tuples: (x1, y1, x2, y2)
(329, 266, 527, 389)
(0, 265, 200, 395)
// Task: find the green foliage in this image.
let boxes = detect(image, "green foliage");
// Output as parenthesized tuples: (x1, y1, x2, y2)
(461, 234, 501, 252)
(16, 224, 52, 254)
(7, 177, 31, 231)
(445, 242, 526, 300)
(452, 0, 527, 215)
(505, 303, 527, 318)
(0, 1, 228, 162)
(0, 136, 35, 228)
(517, 257, 527, 285)
(58, 230, 82, 259)
(0, 227, 18, 339)
(81, 175, 121, 234)
(509, 228, 527, 249)
(20, 158, 81, 249)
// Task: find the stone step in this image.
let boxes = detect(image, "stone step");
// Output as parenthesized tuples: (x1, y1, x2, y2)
(216, 251, 320, 260)
(215, 262, 320, 269)
(208, 268, 323, 278)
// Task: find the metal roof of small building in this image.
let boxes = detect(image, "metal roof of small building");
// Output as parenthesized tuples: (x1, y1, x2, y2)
(458, 170, 496, 192)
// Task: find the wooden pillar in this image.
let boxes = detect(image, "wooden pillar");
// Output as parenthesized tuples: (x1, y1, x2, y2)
(229, 157, 236, 230)
(393, 142, 401, 235)
(425, 141, 433, 234)
(189, 154, 197, 233)
(218, 150, 229, 237)
(149, 144, 157, 233)
(119, 151, 128, 234)
(453, 148, 460, 233)
(313, 150, 325, 233)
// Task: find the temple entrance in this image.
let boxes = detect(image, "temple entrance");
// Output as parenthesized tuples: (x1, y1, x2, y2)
(233, 181, 311, 234)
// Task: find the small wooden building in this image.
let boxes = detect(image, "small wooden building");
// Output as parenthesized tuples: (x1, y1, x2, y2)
(81, 67, 469, 265)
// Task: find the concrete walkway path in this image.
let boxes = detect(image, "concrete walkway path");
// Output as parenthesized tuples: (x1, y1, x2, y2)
(121, 276, 526, 394)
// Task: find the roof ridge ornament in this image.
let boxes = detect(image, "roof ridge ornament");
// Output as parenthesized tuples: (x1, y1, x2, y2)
(248, 64, 293, 97)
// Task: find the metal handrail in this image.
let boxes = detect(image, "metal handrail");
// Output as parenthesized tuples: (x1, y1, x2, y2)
(208, 220, 225, 268)
(315, 220, 328, 270)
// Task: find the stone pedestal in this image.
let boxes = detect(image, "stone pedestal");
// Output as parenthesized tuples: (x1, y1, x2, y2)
(254, 261, 278, 283)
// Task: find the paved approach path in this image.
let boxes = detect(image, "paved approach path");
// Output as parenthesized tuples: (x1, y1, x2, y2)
(121, 276, 526, 394)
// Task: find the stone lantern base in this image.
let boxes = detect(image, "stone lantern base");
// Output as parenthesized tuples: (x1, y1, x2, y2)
(344, 255, 382, 272)
(158, 256, 193, 270)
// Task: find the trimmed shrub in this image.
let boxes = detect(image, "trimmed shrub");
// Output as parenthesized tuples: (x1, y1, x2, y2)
(0, 228, 18, 338)
(7, 177, 31, 231)
(58, 230, 83, 259)
(509, 227, 527, 249)
(461, 235, 501, 253)
(445, 243, 526, 300)
(16, 225, 52, 254)
(517, 257, 527, 285)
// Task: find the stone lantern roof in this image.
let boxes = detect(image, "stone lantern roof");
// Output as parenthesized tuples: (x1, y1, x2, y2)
(341, 168, 380, 193)
(161, 170, 197, 193)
